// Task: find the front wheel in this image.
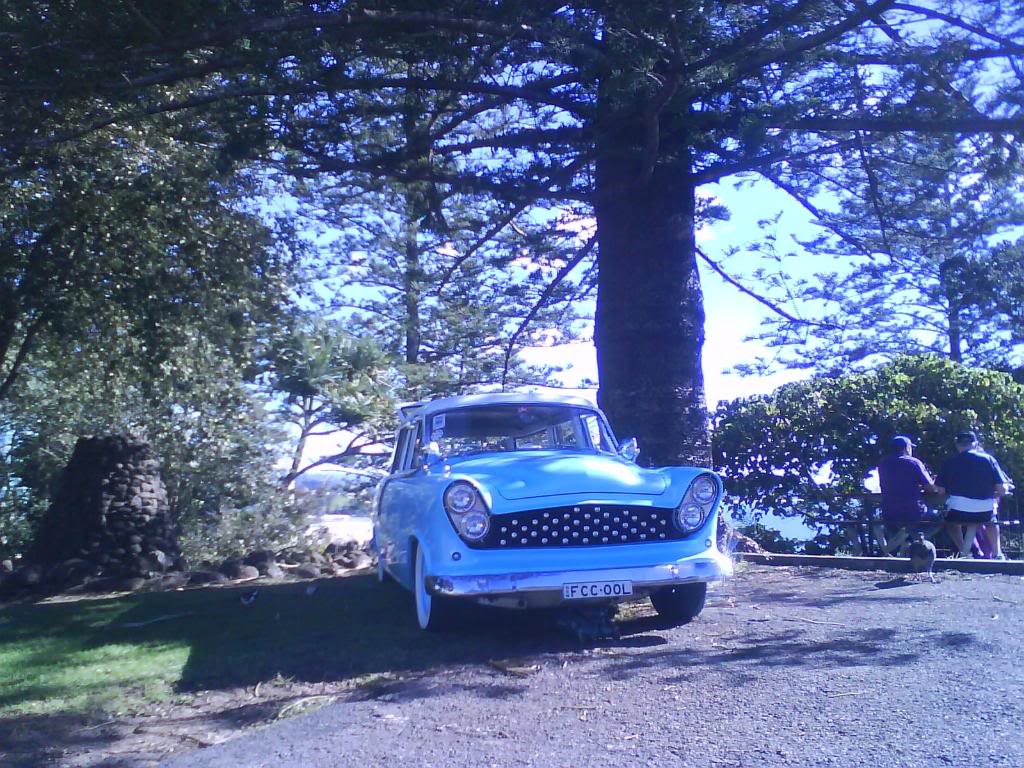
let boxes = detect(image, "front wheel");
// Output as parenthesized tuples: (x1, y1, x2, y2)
(414, 543, 462, 631)
(650, 582, 707, 625)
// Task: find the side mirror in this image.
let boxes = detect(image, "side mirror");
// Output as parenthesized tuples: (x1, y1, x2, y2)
(420, 441, 443, 466)
(618, 437, 640, 463)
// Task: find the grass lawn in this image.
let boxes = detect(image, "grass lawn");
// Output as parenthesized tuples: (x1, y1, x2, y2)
(0, 572, 668, 765)
(0, 593, 189, 718)
(0, 572, 594, 724)
(0, 575, 431, 720)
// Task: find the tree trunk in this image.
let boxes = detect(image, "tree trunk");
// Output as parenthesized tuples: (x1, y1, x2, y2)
(939, 183, 963, 363)
(947, 302, 963, 363)
(401, 77, 424, 366)
(593, 128, 710, 468)
(284, 398, 312, 487)
(402, 204, 422, 365)
(939, 255, 963, 363)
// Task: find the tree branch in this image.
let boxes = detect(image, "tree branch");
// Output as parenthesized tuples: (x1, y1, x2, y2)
(691, 137, 858, 185)
(434, 200, 532, 294)
(696, 247, 839, 330)
(775, 113, 1024, 134)
(758, 170, 877, 258)
(287, 433, 387, 482)
(0, 314, 46, 402)
(434, 125, 588, 156)
(705, 0, 898, 92)
(889, 3, 1024, 49)
(681, 0, 822, 75)
(500, 235, 596, 389)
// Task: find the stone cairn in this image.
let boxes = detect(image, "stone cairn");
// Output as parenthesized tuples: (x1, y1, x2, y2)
(28, 436, 182, 587)
(1, 435, 377, 597)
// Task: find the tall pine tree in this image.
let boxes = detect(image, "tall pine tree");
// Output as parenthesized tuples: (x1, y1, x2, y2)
(5, 1, 1023, 465)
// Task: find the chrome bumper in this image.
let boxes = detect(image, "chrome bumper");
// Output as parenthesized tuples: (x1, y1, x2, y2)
(426, 552, 733, 597)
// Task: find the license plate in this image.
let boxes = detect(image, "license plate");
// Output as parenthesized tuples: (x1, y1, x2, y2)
(562, 580, 633, 600)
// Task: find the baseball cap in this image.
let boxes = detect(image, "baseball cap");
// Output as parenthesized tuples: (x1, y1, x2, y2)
(890, 435, 915, 450)
(955, 430, 978, 445)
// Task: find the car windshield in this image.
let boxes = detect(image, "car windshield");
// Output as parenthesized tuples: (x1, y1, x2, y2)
(427, 404, 615, 458)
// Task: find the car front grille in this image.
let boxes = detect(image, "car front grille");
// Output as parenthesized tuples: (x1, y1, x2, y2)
(474, 503, 684, 549)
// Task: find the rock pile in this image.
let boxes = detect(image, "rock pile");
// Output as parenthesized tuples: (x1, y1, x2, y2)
(0, 434, 378, 599)
(2, 539, 378, 600)
(29, 436, 181, 586)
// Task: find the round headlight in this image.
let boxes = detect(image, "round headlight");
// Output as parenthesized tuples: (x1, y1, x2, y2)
(445, 482, 478, 514)
(460, 512, 490, 540)
(691, 475, 718, 504)
(678, 504, 705, 530)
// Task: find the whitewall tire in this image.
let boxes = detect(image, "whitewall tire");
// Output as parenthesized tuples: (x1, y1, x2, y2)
(414, 543, 460, 631)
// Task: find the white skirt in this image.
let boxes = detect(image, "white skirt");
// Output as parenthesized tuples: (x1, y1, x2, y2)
(946, 495, 997, 513)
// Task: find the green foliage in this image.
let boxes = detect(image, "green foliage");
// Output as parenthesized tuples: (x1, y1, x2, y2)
(316, 186, 593, 400)
(713, 355, 1024, 522)
(0, 434, 43, 561)
(263, 318, 394, 483)
(0, 330, 311, 562)
(743, 131, 1024, 372)
(0, 118, 294, 401)
(0, 119, 307, 561)
(177, 489, 319, 565)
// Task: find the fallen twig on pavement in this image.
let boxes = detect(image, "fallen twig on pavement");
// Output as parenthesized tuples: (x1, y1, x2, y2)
(782, 615, 848, 627)
(121, 612, 193, 629)
(276, 695, 337, 720)
(488, 659, 541, 677)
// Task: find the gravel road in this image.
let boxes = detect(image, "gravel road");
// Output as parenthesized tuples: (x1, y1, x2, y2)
(160, 564, 1024, 768)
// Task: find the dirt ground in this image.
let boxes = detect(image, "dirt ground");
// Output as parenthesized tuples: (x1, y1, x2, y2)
(5, 563, 1024, 768)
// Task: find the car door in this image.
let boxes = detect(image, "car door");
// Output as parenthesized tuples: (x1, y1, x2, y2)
(376, 419, 423, 584)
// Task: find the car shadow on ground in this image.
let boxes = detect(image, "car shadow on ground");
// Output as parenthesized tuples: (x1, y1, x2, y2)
(117, 574, 594, 693)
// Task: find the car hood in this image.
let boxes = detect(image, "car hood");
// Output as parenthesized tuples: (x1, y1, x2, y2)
(446, 450, 669, 500)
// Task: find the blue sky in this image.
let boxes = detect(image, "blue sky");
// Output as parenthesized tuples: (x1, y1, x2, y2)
(520, 175, 817, 407)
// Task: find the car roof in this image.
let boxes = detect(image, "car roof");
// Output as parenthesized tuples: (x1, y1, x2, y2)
(398, 391, 598, 422)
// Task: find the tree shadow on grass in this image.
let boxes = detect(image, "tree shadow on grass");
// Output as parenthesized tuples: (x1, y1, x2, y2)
(0, 573, 584, 766)
(109, 574, 593, 692)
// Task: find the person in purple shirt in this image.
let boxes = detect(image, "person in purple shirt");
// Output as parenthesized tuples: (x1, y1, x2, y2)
(935, 431, 1013, 559)
(876, 435, 940, 555)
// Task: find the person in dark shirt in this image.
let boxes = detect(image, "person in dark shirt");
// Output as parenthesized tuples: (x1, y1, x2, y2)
(935, 431, 1013, 559)
(876, 435, 939, 555)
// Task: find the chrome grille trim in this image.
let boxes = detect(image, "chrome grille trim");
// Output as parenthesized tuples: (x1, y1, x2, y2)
(473, 504, 683, 549)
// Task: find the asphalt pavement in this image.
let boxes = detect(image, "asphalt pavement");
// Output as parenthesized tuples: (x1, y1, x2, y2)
(159, 565, 1024, 768)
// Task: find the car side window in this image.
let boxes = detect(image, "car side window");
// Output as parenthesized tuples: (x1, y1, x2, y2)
(581, 413, 612, 452)
(390, 426, 411, 474)
(406, 421, 424, 470)
(394, 420, 423, 472)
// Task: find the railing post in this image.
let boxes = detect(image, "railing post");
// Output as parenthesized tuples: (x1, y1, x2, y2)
(861, 493, 879, 557)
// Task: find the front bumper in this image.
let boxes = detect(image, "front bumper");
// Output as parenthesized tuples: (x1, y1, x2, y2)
(426, 550, 733, 598)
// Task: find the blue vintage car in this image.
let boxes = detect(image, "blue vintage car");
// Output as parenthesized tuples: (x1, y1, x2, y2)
(373, 392, 732, 630)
